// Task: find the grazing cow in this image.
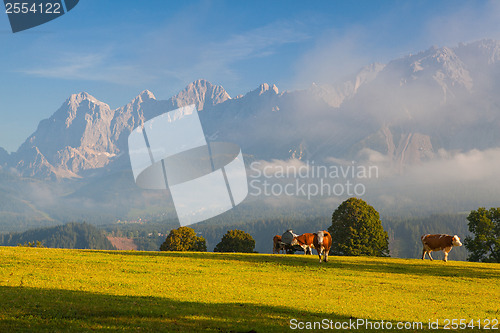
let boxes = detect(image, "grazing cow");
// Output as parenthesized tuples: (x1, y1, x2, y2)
(313, 230, 332, 263)
(281, 230, 301, 254)
(421, 234, 462, 262)
(291, 233, 315, 255)
(273, 235, 285, 254)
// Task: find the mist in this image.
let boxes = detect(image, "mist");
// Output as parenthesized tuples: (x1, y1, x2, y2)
(241, 36, 500, 214)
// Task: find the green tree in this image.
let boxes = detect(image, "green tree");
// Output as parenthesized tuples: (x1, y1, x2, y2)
(213, 229, 255, 253)
(465, 207, 500, 263)
(160, 227, 207, 252)
(329, 197, 389, 257)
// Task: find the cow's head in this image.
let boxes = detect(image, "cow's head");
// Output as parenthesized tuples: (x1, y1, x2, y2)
(290, 237, 299, 246)
(452, 235, 462, 247)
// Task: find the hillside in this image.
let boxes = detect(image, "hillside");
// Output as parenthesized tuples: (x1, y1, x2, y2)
(0, 222, 115, 250)
(0, 247, 498, 332)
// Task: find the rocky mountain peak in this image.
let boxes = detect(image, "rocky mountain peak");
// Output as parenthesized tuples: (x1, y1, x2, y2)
(66, 92, 105, 109)
(131, 90, 156, 105)
(55, 92, 112, 129)
(454, 39, 500, 72)
(259, 83, 279, 95)
(380, 44, 473, 93)
(171, 79, 230, 110)
(138, 89, 156, 100)
(246, 83, 280, 98)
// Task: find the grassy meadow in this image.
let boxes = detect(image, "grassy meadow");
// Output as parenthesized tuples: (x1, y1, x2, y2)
(0, 247, 499, 332)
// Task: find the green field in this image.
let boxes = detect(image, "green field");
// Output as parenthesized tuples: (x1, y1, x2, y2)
(0, 247, 498, 332)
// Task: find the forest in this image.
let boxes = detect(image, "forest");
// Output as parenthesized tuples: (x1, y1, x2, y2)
(0, 222, 116, 250)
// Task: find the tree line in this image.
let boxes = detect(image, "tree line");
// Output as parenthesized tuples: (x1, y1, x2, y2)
(0, 222, 116, 250)
(158, 198, 499, 263)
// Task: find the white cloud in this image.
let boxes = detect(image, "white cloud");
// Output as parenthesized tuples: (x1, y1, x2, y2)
(404, 148, 500, 184)
(247, 147, 500, 212)
(20, 51, 156, 85)
(293, 26, 372, 87)
(18, 19, 309, 91)
(154, 20, 311, 86)
(248, 158, 309, 178)
(202, 21, 309, 64)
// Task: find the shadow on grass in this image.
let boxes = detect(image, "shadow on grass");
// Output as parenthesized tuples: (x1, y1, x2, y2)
(96, 250, 500, 280)
(0, 285, 352, 332)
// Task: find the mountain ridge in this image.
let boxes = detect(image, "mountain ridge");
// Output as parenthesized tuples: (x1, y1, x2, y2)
(11, 80, 231, 179)
(4, 39, 500, 179)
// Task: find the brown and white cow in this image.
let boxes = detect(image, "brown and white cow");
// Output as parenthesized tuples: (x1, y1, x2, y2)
(273, 235, 285, 254)
(291, 233, 315, 255)
(313, 230, 332, 263)
(421, 234, 462, 262)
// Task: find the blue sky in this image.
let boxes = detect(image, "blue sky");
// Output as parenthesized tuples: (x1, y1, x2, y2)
(1, 0, 500, 152)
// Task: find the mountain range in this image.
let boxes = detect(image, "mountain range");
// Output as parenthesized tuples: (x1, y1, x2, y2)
(1, 39, 500, 231)
(3, 39, 500, 179)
